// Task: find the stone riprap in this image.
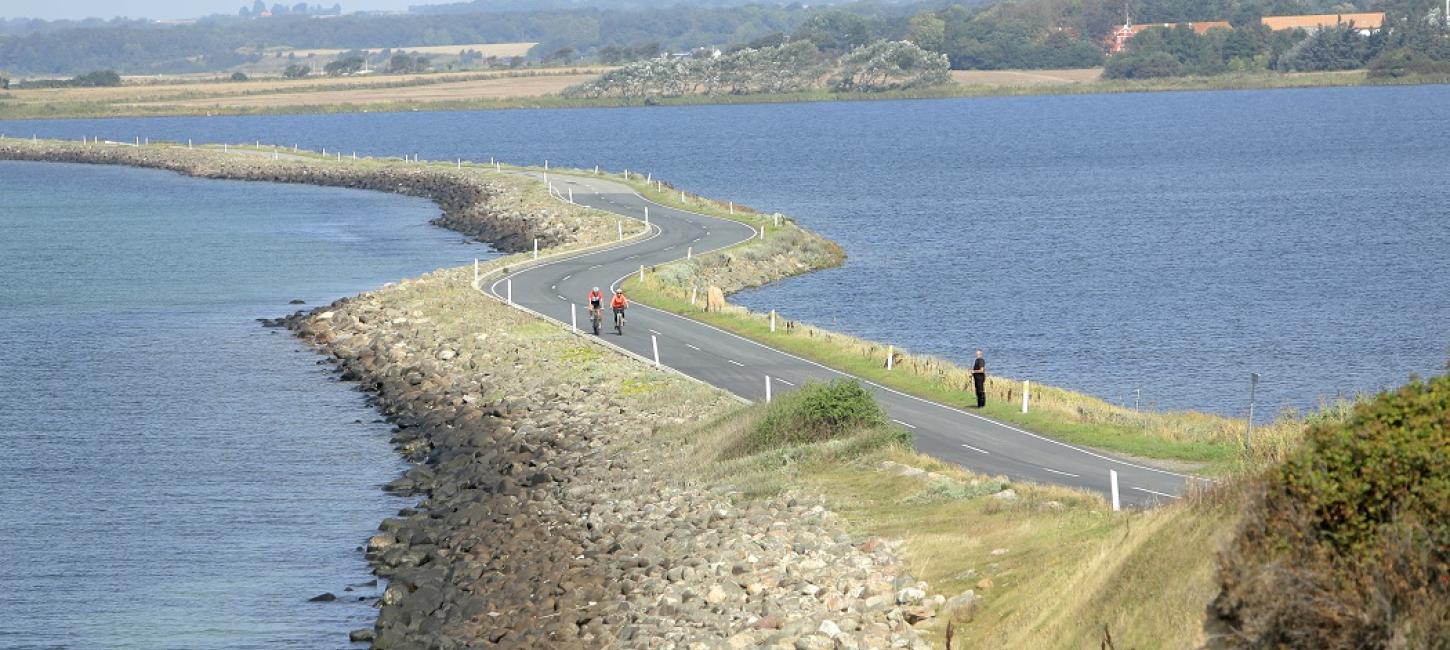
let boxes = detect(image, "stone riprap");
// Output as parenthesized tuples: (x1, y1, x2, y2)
(290, 268, 935, 648)
(0, 139, 614, 253)
(4, 140, 935, 647)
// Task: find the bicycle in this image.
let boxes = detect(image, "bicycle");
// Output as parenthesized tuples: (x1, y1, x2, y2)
(613, 308, 625, 335)
(589, 306, 602, 336)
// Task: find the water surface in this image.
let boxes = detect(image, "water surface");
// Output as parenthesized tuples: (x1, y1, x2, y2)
(0, 161, 487, 649)
(5, 84, 1448, 416)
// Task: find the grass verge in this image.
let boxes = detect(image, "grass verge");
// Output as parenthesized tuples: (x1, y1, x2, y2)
(666, 383, 1236, 648)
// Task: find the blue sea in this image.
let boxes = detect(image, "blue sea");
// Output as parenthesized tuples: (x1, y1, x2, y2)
(0, 161, 488, 649)
(6, 84, 1446, 417)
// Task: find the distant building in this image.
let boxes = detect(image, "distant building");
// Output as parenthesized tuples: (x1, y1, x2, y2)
(1106, 12, 1385, 54)
(1106, 21, 1230, 54)
(1260, 12, 1384, 34)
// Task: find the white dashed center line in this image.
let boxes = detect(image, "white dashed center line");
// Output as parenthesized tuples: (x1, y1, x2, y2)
(561, 274, 572, 281)
(727, 359, 745, 367)
(557, 295, 567, 301)
(891, 419, 917, 429)
(960, 443, 990, 454)
(1041, 467, 1079, 478)
(775, 378, 794, 386)
(649, 329, 661, 335)
(1131, 487, 1180, 499)
(685, 344, 700, 351)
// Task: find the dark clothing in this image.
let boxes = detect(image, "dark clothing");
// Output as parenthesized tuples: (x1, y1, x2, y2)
(972, 357, 986, 408)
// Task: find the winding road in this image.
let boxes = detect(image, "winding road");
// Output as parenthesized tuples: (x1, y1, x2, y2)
(488, 172, 1207, 507)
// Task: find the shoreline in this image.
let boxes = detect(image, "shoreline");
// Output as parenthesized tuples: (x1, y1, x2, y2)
(2, 69, 1448, 121)
(1, 141, 939, 647)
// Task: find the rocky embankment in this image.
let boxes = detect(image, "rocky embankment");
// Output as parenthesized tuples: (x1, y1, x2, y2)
(644, 213, 844, 303)
(287, 267, 935, 648)
(0, 139, 611, 252)
(10, 139, 936, 647)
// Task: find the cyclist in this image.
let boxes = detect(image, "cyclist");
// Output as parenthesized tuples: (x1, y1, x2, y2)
(587, 286, 604, 316)
(610, 289, 629, 331)
(586, 286, 605, 334)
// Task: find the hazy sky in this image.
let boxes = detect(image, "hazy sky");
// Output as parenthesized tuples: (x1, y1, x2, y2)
(2, 1, 423, 21)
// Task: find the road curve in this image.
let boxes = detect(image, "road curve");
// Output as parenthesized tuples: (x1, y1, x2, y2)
(488, 172, 1208, 507)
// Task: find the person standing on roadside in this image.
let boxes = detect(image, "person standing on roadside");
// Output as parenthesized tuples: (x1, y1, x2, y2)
(971, 350, 987, 408)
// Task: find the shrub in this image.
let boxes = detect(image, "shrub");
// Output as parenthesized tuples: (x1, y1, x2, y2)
(1212, 374, 1450, 648)
(230, 71, 249, 81)
(1368, 47, 1450, 78)
(731, 379, 890, 456)
(1104, 51, 1183, 79)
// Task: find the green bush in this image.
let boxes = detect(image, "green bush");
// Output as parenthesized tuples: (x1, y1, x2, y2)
(1213, 373, 1449, 648)
(732, 379, 890, 456)
(1368, 47, 1450, 78)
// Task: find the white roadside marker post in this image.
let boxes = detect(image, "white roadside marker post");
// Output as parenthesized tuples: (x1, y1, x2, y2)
(679, 190, 685, 202)
(618, 221, 623, 241)
(638, 265, 644, 282)
(1110, 470, 1121, 512)
(651, 335, 660, 368)
(224, 143, 228, 152)
(729, 201, 734, 214)
(594, 165, 599, 175)
(646, 172, 651, 182)
(887, 345, 894, 370)
(571, 303, 578, 334)
(644, 207, 649, 227)
(533, 238, 539, 260)
(496, 161, 501, 173)
(568, 188, 574, 203)
(135, 136, 139, 146)
(766, 376, 773, 403)
(774, 213, 780, 227)
(506, 279, 513, 306)
(457, 158, 461, 169)
(687, 246, 692, 259)
(544, 159, 548, 170)
(770, 310, 776, 333)
(1023, 380, 1031, 414)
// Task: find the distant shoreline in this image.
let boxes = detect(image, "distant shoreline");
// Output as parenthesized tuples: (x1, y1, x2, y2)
(2, 68, 1447, 121)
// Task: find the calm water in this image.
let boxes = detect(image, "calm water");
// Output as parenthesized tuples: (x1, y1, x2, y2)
(5, 84, 1449, 417)
(0, 162, 486, 649)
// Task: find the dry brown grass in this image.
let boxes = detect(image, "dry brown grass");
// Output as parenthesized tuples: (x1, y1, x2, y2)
(134, 73, 602, 108)
(950, 68, 1104, 86)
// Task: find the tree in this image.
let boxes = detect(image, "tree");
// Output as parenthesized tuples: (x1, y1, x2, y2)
(795, 10, 876, 54)
(550, 47, 576, 65)
(70, 69, 121, 86)
(834, 40, 950, 92)
(907, 12, 946, 53)
(230, 71, 249, 81)
(1104, 50, 1184, 78)
(282, 63, 310, 78)
(323, 56, 364, 76)
(386, 53, 430, 73)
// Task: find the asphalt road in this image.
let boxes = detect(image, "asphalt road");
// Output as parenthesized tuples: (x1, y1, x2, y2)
(489, 172, 1208, 507)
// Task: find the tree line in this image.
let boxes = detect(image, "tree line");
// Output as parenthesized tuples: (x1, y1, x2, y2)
(0, 0, 1444, 78)
(1105, 0, 1450, 79)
